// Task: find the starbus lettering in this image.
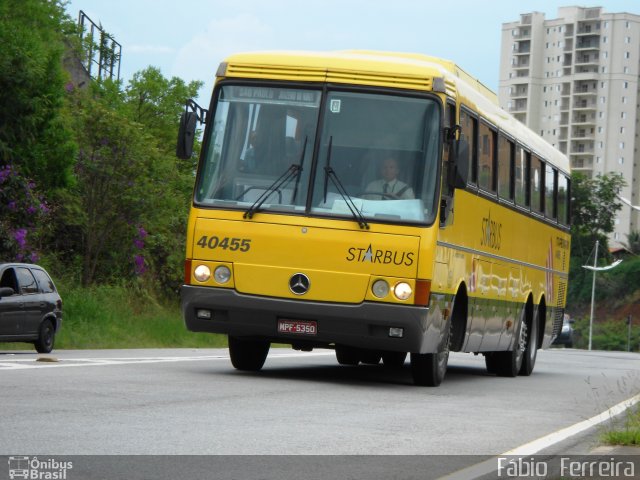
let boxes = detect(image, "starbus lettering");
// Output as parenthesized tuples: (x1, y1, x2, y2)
(346, 244, 414, 266)
(480, 212, 502, 250)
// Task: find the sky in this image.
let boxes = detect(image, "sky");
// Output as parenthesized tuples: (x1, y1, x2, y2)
(65, 0, 640, 105)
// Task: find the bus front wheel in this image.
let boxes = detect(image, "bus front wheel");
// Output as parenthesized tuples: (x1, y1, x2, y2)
(410, 324, 450, 387)
(228, 336, 270, 371)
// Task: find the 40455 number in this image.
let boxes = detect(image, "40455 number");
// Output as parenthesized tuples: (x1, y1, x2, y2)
(196, 235, 251, 252)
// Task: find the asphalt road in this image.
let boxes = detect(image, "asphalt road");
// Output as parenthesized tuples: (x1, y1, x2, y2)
(1, 347, 639, 479)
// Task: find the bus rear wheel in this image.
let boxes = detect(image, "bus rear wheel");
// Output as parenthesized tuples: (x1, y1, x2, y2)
(485, 316, 527, 377)
(519, 305, 539, 376)
(228, 336, 270, 371)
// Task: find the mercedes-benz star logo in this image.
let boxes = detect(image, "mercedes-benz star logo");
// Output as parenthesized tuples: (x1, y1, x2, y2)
(289, 273, 310, 295)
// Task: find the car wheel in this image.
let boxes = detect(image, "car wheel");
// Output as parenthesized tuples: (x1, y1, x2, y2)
(228, 336, 270, 371)
(34, 319, 55, 354)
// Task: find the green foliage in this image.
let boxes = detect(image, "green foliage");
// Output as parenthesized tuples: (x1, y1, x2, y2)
(0, 0, 76, 189)
(601, 405, 640, 446)
(570, 316, 640, 352)
(624, 231, 640, 255)
(0, 163, 50, 261)
(568, 172, 626, 304)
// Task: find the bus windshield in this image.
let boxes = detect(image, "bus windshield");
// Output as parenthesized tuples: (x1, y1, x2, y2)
(196, 84, 442, 224)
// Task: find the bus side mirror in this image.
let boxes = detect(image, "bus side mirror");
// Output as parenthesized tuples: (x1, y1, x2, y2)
(449, 138, 469, 189)
(176, 111, 197, 159)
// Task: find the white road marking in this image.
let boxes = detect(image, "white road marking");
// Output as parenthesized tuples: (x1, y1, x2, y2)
(0, 350, 334, 370)
(439, 392, 640, 479)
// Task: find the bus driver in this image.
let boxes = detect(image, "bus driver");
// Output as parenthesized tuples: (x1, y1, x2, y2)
(365, 157, 414, 200)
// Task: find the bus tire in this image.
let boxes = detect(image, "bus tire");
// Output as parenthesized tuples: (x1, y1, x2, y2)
(488, 308, 528, 377)
(519, 302, 539, 376)
(360, 350, 382, 365)
(410, 323, 450, 386)
(335, 345, 360, 366)
(228, 336, 270, 371)
(382, 351, 407, 368)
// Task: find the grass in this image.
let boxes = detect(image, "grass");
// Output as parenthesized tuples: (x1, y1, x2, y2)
(601, 405, 640, 446)
(0, 284, 228, 351)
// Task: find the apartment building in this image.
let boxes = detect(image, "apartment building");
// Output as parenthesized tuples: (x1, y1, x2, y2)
(499, 6, 640, 246)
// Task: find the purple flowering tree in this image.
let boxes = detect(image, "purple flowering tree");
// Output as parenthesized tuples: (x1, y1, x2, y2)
(0, 163, 49, 262)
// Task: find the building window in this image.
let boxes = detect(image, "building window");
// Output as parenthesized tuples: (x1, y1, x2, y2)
(603, 36, 608, 43)
(624, 81, 629, 89)
(598, 127, 603, 133)
(624, 67, 629, 74)
(623, 96, 628, 104)
(620, 142, 625, 149)
(601, 96, 606, 104)
(622, 112, 627, 119)
(626, 52, 631, 59)
(625, 37, 631, 44)
(621, 127, 626, 134)
(619, 157, 624, 164)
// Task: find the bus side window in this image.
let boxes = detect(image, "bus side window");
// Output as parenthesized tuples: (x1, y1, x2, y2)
(478, 121, 496, 193)
(514, 145, 530, 208)
(557, 174, 570, 225)
(545, 164, 556, 219)
(459, 108, 477, 185)
(531, 155, 544, 214)
(497, 134, 514, 201)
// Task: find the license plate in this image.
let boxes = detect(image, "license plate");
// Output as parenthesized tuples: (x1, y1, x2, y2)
(277, 319, 317, 336)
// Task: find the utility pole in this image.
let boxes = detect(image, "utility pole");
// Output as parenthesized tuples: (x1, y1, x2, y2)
(588, 240, 598, 351)
(582, 241, 622, 351)
(627, 315, 632, 352)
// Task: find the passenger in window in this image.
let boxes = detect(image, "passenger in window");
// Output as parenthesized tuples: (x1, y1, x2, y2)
(365, 157, 414, 200)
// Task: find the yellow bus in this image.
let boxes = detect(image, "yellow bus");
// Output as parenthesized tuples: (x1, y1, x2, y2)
(177, 50, 571, 386)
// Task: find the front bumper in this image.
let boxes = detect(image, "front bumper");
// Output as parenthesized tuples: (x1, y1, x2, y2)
(181, 285, 443, 353)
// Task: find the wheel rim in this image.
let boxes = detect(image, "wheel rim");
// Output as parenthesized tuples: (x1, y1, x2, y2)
(43, 324, 53, 348)
(515, 320, 527, 368)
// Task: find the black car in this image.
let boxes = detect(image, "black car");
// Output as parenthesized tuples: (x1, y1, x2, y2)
(552, 314, 574, 348)
(0, 263, 62, 353)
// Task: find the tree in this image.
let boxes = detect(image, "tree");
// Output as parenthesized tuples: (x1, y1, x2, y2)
(0, 0, 76, 189)
(568, 172, 626, 302)
(624, 230, 640, 255)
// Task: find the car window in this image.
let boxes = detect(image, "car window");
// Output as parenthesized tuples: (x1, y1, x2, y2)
(16, 267, 38, 294)
(32, 269, 55, 293)
(0, 268, 19, 292)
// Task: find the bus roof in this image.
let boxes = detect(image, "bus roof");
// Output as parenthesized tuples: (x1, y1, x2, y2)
(221, 50, 570, 174)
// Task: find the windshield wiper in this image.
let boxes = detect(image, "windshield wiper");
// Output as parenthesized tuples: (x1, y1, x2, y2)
(244, 141, 307, 219)
(322, 136, 369, 230)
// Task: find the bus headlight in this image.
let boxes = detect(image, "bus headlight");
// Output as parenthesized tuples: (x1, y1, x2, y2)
(394, 282, 412, 301)
(214, 265, 231, 284)
(194, 265, 211, 282)
(372, 279, 390, 298)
